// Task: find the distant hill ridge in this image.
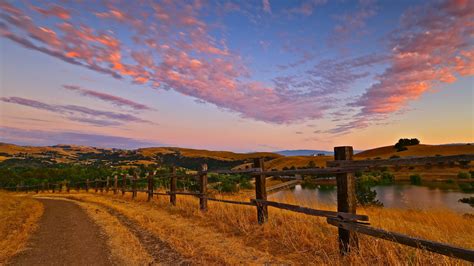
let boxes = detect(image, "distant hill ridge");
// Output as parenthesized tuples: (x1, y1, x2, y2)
(1, 142, 473, 170)
(275, 149, 365, 156)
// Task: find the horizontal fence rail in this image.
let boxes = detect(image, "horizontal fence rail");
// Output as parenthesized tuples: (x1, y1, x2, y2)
(2, 147, 473, 262)
(252, 199, 369, 222)
(206, 197, 256, 206)
(327, 217, 474, 262)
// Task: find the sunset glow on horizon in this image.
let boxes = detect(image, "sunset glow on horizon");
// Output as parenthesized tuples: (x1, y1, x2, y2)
(0, 0, 473, 151)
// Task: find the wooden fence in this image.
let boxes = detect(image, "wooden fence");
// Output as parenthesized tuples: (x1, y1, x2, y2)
(3, 147, 474, 262)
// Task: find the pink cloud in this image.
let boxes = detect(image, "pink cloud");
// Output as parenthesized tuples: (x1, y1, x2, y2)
(329, 0, 377, 44)
(262, 0, 271, 14)
(30, 4, 70, 20)
(0, 97, 149, 126)
(353, 0, 474, 116)
(3, 1, 306, 123)
(287, 0, 327, 16)
(0, 126, 162, 149)
(2, 0, 470, 129)
(63, 85, 153, 111)
(327, 0, 474, 134)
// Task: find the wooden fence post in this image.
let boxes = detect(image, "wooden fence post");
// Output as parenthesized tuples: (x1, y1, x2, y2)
(254, 158, 268, 224)
(59, 183, 63, 193)
(100, 179, 104, 193)
(334, 146, 358, 255)
(94, 179, 98, 192)
(85, 179, 89, 192)
(121, 174, 126, 196)
(132, 174, 137, 199)
(147, 172, 154, 202)
(199, 164, 208, 211)
(170, 166, 177, 206)
(52, 183, 55, 193)
(106, 176, 110, 193)
(41, 182, 45, 193)
(66, 181, 70, 193)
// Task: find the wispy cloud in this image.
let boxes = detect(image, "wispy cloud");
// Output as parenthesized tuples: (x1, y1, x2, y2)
(0, 0, 332, 124)
(63, 85, 154, 111)
(0, 0, 471, 130)
(0, 97, 150, 126)
(328, 0, 474, 134)
(355, 0, 473, 115)
(329, 0, 378, 44)
(0, 126, 162, 149)
(262, 0, 271, 14)
(287, 0, 327, 16)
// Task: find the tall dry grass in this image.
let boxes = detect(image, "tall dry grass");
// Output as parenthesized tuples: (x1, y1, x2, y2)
(38, 191, 473, 265)
(0, 191, 43, 264)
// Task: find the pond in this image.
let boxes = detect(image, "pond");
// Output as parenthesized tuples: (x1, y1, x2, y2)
(269, 181, 474, 213)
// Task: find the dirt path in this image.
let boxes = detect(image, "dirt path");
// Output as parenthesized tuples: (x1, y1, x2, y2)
(9, 199, 113, 266)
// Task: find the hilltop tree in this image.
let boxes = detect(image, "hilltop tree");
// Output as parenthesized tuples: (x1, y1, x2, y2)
(394, 138, 420, 152)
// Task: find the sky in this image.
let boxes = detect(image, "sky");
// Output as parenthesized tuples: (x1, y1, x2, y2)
(0, 0, 473, 152)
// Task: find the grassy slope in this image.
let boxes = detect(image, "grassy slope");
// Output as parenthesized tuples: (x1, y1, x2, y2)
(137, 147, 282, 161)
(0, 192, 43, 264)
(256, 155, 331, 170)
(251, 144, 474, 171)
(355, 144, 474, 159)
(0, 143, 103, 156)
(0, 143, 282, 163)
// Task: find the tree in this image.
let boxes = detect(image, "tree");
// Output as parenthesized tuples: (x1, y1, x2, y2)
(395, 138, 420, 151)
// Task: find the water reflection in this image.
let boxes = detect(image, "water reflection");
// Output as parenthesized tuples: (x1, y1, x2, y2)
(269, 182, 474, 213)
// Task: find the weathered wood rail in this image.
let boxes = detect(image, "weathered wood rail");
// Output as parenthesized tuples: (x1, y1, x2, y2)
(3, 148, 474, 262)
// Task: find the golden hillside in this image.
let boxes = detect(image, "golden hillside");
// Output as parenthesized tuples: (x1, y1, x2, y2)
(137, 147, 281, 161)
(233, 155, 332, 171)
(354, 144, 474, 159)
(0, 143, 107, 162)
(233, 144, 474, 171)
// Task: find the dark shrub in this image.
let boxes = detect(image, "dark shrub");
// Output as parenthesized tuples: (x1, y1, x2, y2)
(410, 174, 422, 185)
(356, 178, 383, 206)
(458, 172, 470, 179)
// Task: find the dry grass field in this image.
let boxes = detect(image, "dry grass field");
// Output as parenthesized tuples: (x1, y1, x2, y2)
(355, 144, 474, 159)
(138, 147, 281, 161)
(35, 191, 474, 265)
(0, 192, 43, 264)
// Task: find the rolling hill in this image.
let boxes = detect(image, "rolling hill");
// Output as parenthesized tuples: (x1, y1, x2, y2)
(354, 144, 474, 159)
(1, 142, 472, 174)
(275, 150, 333, 156)
(137, 147, 281, 161)
(233, 144, 474, 171)
(0, 143, 282, 170)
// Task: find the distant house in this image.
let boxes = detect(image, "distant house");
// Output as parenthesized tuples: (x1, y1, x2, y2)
(312, 153, 325, 156)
